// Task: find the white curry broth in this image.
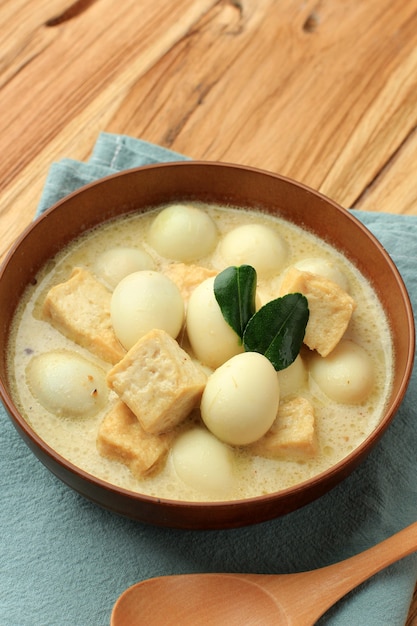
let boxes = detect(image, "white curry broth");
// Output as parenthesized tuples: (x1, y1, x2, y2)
(7, 204, 393, 501)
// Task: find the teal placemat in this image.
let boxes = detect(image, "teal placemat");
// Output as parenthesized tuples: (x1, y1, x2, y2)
(1, 132, 417, 626)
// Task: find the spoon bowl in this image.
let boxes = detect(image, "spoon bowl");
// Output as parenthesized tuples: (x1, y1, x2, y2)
(111, 521, 417, 625)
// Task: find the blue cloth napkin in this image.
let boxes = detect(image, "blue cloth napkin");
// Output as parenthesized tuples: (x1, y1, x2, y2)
(1, 132, 417, 626)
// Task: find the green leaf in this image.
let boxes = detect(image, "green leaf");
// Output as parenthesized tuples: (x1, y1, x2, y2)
(214, 265, 257, 339)
(243, 293, 309, 371)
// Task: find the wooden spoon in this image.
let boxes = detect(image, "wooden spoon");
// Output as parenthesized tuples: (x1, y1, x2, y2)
(111, 521, 417, 626)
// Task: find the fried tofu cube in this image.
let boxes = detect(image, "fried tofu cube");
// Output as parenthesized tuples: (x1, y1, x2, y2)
(279, 267, 356, 357)
(106, 328, 207, 434)
(42, 267, 125, 364)
(163, 263, 217, 302)
(250, 396, 317, 459)
(97, 401, 173, 478)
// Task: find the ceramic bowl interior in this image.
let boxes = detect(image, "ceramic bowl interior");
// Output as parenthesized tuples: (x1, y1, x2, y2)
(0, 162, 414, 529)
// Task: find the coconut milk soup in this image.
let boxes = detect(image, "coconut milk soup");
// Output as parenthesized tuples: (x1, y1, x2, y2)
(7, 203, 393, 502)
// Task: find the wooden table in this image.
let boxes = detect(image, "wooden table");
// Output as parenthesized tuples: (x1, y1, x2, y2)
(1, 0, 417, 621)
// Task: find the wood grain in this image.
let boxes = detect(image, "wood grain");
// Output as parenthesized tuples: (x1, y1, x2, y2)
(1, 0, 417, 621)
(2, 0, 417, 261)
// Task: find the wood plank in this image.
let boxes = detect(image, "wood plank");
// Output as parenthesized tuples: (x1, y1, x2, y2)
(408, 587, 417, 625)
(2, 0, 417, 201)
(110, 0, 417, 214)
(0, 0, 217, 258)
(356, 126, 417, 214)
(1, 0, 417, 249)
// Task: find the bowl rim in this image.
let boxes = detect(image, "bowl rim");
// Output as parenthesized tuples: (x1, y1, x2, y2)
(0, 160, 415, 521)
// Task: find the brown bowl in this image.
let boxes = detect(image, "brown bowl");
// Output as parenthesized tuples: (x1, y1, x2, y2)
(0, 162, 414, 529)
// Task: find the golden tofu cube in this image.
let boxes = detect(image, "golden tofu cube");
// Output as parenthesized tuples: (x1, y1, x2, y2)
(106, 328, 207, 434)
(97, 401, 173, 478)
(250, 396, 317, 459)
(279, 267, 355, 357)
(163, 263, 217, 302)
(43, 267, 125, 364)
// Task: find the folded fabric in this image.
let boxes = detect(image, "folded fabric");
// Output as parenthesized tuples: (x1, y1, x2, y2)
(1, 132, 417, 626)
(37, 134, 190, 215)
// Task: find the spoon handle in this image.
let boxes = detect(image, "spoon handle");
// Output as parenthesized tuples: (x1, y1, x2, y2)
(282, 520, 417, 623)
